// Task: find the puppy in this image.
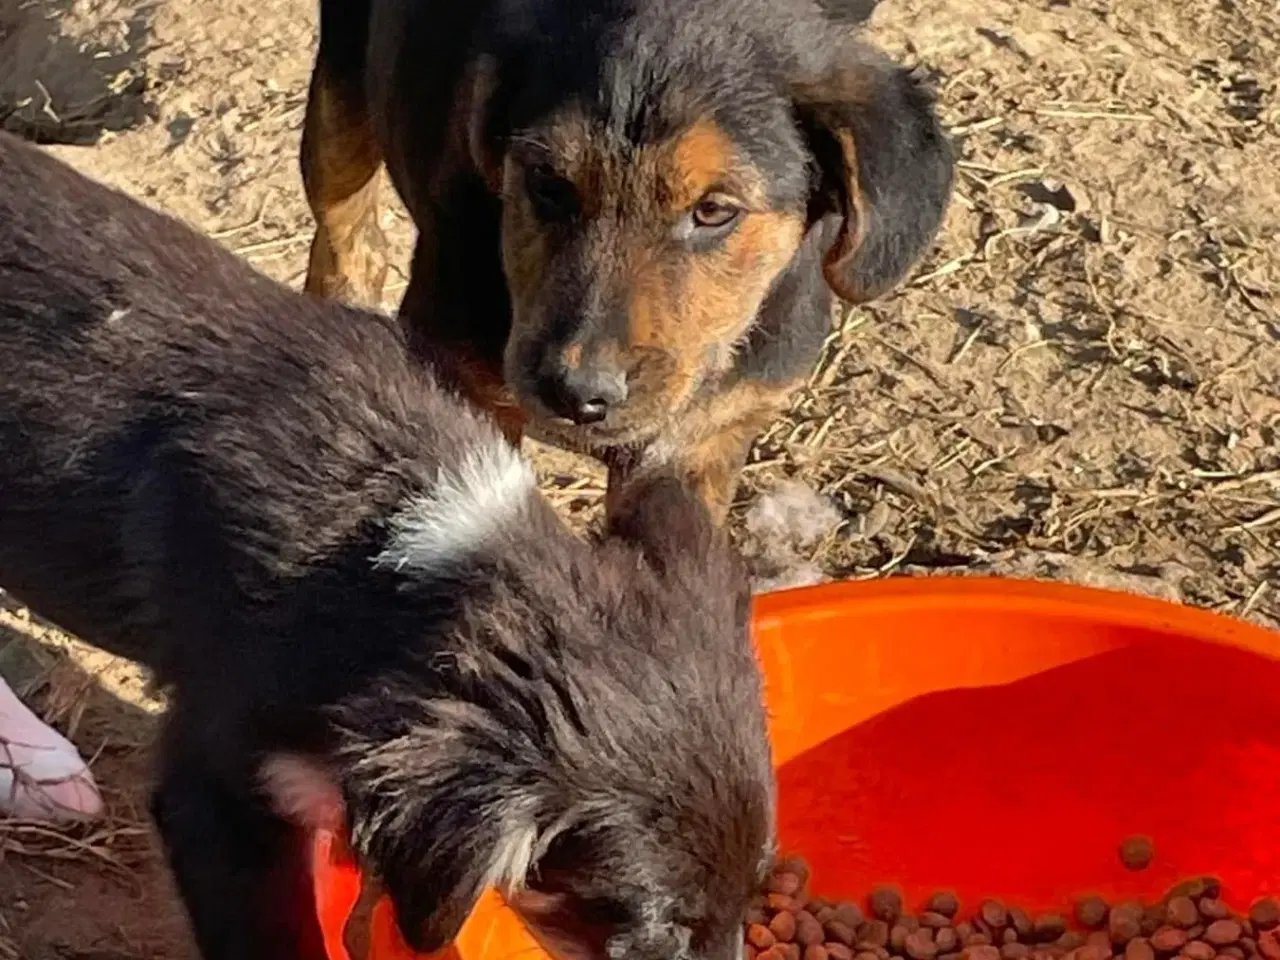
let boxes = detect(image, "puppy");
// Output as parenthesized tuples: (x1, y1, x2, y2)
(300, 0, 955, 520)
(0, 132, 773, 960)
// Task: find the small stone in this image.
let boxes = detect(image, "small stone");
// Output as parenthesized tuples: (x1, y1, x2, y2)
(1118, 836, 1156, 871)
(826, 945, 854, 960)
(1250, 902, 1280, 932)
(1077, 900, 1111, 930)
(1112, 904, 1145, 944)
(1183, 943, 1216, 960)
(1200, 902, 1231, 921)
(752, 926, 780, 950)
(1206, 923, 1243, 947)
(1169, 901, 1201, 930)
(1003, 945, 1032, 960)
(964, 947, 1003, 960)
(1152, 928, 1190, 952)
(1035, 917, 1068, 943)
(1126, 938, 1155, 960)
(872, 890, 905, 924)
(928, 895, 962, 919)
(907, 931, 941, 960)
(771, 912, 798, 942)
(982, 903, 1010, 930)
(858, 921, 890, 949)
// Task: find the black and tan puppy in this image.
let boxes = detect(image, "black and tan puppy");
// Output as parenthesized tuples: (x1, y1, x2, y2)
(0, 132, 773, 960)
(301, 0, 954, 519)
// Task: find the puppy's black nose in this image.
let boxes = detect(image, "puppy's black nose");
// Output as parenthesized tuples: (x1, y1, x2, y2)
(540, 362, 628, 425)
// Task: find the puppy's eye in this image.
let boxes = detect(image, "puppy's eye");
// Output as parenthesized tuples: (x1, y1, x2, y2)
(526, 165, 580, 222)
(691, 195, 742, 230)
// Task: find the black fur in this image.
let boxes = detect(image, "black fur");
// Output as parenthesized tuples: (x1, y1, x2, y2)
(0, 132, 773, 960)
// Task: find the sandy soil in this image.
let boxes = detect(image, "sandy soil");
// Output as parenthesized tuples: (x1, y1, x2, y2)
(0, 0, 1277, 954)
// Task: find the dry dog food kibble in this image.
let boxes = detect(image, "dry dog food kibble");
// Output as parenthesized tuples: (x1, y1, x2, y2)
(746, 861, 1280, 960)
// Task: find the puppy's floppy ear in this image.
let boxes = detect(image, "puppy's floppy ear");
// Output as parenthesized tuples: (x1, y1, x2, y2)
(332, 696, 567, 953)
(461, 54, 504, 190)
(793, 42, 954, 303)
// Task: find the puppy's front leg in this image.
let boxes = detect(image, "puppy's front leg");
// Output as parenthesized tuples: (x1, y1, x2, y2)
(151, 737, 327, 960)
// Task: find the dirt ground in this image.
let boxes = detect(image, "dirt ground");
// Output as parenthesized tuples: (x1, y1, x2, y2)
(0, 0, 1277, 955)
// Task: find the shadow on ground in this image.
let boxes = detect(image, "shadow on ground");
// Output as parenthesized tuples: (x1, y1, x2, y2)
(0, 0, 154, 145)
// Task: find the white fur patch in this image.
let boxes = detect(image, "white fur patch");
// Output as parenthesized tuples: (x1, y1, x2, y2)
(260, 752, 345, 832)
(376, 440, 536, 574)
(482, 817, 540, 892)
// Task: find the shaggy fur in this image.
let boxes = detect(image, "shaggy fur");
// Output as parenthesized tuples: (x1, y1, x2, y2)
(0, 132, 773, 960)
(300, 0, 954, 520)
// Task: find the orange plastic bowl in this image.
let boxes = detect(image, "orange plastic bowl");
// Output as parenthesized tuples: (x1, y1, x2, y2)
(311, 576, 1280, 960)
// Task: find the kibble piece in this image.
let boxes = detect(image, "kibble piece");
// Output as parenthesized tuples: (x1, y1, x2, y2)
(1152, 927, 1190, 952)
(777, 857, 812, 886)
(1220, 949, 1245, 959)
(893, 926, 912, 951)
(1057, 933, 1086, 952)
(1120, 836, 1156, 871)
(963, 946, 1003, 960)
(759, 947, 786, 960)
(807, 946, 831, 960)
(1112, 903, 1146, 944)
(874, 948, 891, 960)
(1010, 910, 1033, 939)
(836, 905, 867, 929)
(982, 903, 1010, 930)
(957, 925, 976, 941)
(772, 912, 799, 943)
(796, 914, 826, 947)
(1127, 938, 1156, 960)
(924, 914, 955, 930)
(771, 894, 803, 914)
(967, 935, 995, 948)
(780, 944, 802, 960)
(1079, 945, 1113, 960)
(907, 931, 941, 960)
(872, 890, 905, 924)
(1206, 923, 1243, 946)
(1003, 944, 1032, 960)
(1241, 938, 1259, 958)
(1200, 901, 1231, 922)
(1168, 901, 1201, 930)
(1145, 907, 1170, 937)
(852, 953, 878, 960)
(1035, 916, 1068, 943)
(1183, 943, 1216, 960)
(826, 923, 857, 946)
(748, 946, 760, 960)
(771, 873, 805, 896)
(1251, 903, 1280, 932)
(928, 894, 961, 919)
(1003, 930, 1019, 946)
(1259, 934, 1280, 960)
(752, 925, 780, 950)
(1028, 950, 1059, 960)
(1189, 930, 1206, 942)
(936, 930, 959, 953)
(1078, 900, 1111, 930)
(858, 921, 890, 949)
(826, 945, 854, 960)
(1088, 933, 1115, 950)
(1171, 882, 1212, 902)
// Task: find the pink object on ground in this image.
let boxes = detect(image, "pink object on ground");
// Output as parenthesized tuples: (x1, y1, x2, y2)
(0, 675, 103, 821)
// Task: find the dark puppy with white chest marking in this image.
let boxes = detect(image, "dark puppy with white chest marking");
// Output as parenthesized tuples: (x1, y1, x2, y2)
(302, 0, 954, 520)
(0, 133, 773, 960)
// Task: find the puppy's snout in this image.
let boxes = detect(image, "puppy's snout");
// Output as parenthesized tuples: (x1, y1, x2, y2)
(539, 348, 628, 425)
